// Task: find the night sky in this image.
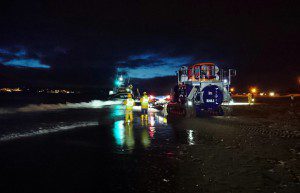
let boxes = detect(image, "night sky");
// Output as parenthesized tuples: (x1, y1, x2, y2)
(0, 0, 299, 93)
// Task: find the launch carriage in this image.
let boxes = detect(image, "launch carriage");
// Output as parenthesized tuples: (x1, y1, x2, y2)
(108, 70, 133, 100)
(167, 62, 235, 116)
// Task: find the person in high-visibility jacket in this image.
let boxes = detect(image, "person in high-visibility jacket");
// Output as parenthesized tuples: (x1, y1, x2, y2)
(124, 93, 135, 123)
(247, 93, 254, 105)
(140, 92, 149, 121)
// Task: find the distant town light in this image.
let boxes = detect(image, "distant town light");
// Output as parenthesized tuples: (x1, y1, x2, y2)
(230, 87, 235, 92)
(223, 79, 228, 84)
(0, 88, 22, 93)
(269, 92, 275, 97)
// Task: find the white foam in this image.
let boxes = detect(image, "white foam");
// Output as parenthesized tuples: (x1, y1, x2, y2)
(0, 100, 122, 114)
(0, 121, 98, 142)
(0, 109, 13, 114)
(222, 101, 259, 106)
(132, 106, 160, 113)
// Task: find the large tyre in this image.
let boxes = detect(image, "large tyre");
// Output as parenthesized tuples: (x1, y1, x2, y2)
(217, 107, 224, 116)
(167, 105, 171, 114)
(222, 105, 232, 116)
(185, 106, 196, 118)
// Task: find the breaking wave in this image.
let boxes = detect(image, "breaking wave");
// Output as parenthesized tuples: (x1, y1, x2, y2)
(0, 121, 98, 142)
(0, 100, 122, 114)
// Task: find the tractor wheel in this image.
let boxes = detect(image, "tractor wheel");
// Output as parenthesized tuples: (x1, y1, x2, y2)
(217, 107, 224, 116)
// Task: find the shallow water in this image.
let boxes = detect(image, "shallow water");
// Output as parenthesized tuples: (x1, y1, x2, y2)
(0, 103, 194, 193)
(0, 102, 192, 151)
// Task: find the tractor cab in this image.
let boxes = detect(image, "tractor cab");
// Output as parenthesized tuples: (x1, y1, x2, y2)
(187, 63, 218, 82)
(178, 63, 220, 84)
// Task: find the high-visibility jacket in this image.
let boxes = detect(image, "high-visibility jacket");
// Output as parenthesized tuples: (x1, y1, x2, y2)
(140, 96, 149, 109)
(125, 98, 135, 110)
(247, 93, 253, 103)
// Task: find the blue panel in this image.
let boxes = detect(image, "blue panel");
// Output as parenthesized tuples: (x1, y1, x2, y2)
(202, 85, 223, 110)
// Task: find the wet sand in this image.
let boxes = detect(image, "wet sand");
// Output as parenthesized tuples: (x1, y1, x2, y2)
(172, 96, 300, 192)
(0, 97, 299, 193)
(0, 125, 177, 193)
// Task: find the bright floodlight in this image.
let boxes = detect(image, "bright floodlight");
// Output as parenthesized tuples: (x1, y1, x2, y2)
(114, 80, 121, 86)
(269, 92, 275, 97)
(251, 87, 257, 93)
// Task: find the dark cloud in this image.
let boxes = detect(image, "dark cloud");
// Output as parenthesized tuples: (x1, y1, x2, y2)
(132, 76, 178, 95)
(0, 0, 299, 92)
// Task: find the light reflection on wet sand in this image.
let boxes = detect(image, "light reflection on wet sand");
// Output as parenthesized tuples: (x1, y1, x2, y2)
(110, 107, 174, 153)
